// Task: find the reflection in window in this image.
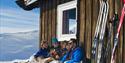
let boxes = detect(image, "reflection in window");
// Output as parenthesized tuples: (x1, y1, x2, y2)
(62, 8, 76, 34)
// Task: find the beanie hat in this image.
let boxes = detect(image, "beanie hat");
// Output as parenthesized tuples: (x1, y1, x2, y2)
(52, 37, 58, 43)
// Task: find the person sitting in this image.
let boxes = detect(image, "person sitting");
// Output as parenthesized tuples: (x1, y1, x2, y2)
(61, 39, 84, 63)
(51, 37, 61, 60)
(48, 37, 62, 63)
(34, 40, 50, 59)
(29, 40, 52, 63)
(60, 40, 68, 60)
(60, 41, 71, 63)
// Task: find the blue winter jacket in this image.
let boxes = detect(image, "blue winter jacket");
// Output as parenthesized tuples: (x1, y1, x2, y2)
(34, 48, 49, 58)
(61, 47, 83, 63)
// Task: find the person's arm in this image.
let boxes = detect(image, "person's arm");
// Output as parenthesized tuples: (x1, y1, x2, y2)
(65, 48, 83, 63)
(60, 52, 70, 63)
(60, 54, 67, 62)
(34, 49, 42, 58)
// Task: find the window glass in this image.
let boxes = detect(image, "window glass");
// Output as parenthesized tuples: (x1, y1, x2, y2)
(62, 8, 76, 34)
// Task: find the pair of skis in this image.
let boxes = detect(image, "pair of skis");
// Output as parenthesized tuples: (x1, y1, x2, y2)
(110, 0, 125, 63)
(91, 0, 109, 63)
(91, 0, 125, 63)
(104, 13, 118, 63)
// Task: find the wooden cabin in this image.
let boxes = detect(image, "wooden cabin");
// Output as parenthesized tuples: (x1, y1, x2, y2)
(16, 0, 125, 63)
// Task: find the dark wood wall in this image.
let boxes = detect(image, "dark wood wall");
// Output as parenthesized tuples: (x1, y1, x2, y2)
(39, 0, 73, 46)
(78, 0, 125, 63)
(39, 0, 125, 63)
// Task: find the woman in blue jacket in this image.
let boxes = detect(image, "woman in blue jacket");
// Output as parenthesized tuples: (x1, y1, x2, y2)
(61, 39, 85, 63)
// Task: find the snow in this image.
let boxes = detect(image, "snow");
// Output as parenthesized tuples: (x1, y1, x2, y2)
(0, 59, 28, 63)
(0, 30, 39, 61)
(0, 61, 13, 63)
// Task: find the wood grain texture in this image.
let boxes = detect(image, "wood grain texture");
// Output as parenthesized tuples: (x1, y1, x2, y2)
(39, 0, 125, 62)
(78, 0, 86, 47)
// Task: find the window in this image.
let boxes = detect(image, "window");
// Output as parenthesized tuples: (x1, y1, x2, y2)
(57, 1, 77, 41)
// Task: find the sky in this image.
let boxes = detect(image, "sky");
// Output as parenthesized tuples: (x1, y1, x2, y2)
(0, 0, 40, 34)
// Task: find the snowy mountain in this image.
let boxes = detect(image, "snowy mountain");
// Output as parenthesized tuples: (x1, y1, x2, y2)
(0, 30, 39, 61)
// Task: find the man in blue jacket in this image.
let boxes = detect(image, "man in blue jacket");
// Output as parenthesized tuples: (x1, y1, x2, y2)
(34, 40, 50, 59)
(29, 40, 53, 63)
(61, 39, 84, 63)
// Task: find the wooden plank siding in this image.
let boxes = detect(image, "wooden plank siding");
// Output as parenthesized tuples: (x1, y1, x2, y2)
(123, 16, 125, 63)
(40, 0, 73, 46)
(78, 0, 125, 63)
(39, 0, 125, 63)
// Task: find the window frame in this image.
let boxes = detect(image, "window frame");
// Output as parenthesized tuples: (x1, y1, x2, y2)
(57, 0, 77, 41)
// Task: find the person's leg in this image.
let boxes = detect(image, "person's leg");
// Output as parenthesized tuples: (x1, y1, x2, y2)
(38, 57, 53, 63)
(37, 57, 46, 63)
(49, 60, 60, 63)
(28, 56, 38, 63)
(64, 61, 80, 63)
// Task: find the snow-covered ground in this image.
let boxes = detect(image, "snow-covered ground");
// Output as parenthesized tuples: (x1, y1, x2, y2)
(0, 30, 39, 61)
(0, 61, 13, 63)
(0, 59, 28, 63)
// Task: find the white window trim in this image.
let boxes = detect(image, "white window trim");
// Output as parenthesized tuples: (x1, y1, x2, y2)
(57, 0, 77, 41)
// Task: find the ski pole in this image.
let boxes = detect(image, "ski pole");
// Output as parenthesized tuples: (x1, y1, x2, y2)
(110, 0, 125, 63)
